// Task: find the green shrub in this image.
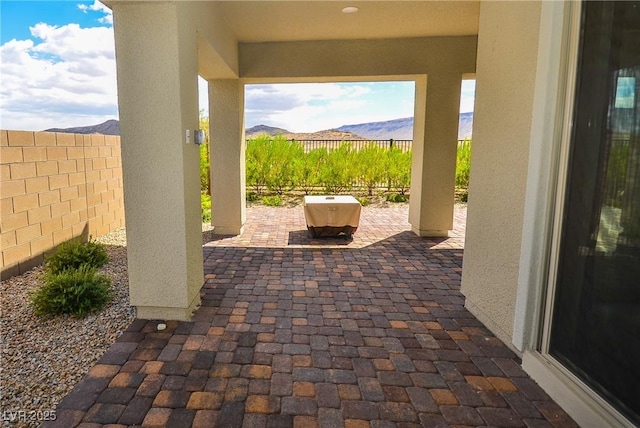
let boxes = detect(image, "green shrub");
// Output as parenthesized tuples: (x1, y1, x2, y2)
(387, 147, 412, 195)
(265, 136, 304, 194)
(356, 196, 370, 206)
(246, 192, 259, 202)
(456, 140, 472, 189)
(45, 239, 109, 274)
(262, 195, 283, 206)
(31, 265, 112, 317)
(201, 194, 212, 222)
(199, 113, 211, 194)
(199, 142, 210, 194)
(296, 148, 326, 194)
(386, 193, 408, 203)
(356, 143, 387, 196)
(246, 136, 271, 195)
(321, 143, 355, 193)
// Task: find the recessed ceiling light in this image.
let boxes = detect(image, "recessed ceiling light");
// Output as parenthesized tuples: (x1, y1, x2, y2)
(342, 6, 359, 14)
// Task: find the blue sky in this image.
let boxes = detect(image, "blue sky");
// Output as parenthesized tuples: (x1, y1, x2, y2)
(1, 1, 475, 132)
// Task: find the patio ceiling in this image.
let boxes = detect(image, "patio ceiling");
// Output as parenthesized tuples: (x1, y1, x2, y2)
(214, 1, 480, 43)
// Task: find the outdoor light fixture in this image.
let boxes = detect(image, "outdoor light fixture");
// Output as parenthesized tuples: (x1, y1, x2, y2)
(342, 6, 359, 14)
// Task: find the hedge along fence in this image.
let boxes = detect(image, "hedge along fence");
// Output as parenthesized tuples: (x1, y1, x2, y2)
(245, 135, 413, 197)
(244, 135, 472, 198)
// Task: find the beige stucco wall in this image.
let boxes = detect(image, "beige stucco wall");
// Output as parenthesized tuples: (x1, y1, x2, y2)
(461, 1, 542, 347)
(1, 131, 125, 280)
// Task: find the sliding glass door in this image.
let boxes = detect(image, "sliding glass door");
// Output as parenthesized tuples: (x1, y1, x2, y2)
(549, 1, 640, 424)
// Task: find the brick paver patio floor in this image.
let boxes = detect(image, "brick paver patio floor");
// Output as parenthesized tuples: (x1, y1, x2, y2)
(49, 205, 578, 427)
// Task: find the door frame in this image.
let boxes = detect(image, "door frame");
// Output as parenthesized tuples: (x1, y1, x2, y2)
(520, 1, 638, 427)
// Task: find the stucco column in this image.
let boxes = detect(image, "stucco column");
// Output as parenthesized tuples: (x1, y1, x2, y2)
(112, 3, 203, 320)
(409, 73, 462, 237)
(209, 80, 246, 235)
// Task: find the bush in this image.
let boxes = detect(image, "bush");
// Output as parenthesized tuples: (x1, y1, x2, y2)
(357, 144, 387, 196)
(200, 142, 210, 194)
(246, 136, 271, 195)
(356, 196, 370, 206)
(199, 113, 211, 195)
(262, 195, 283, 206)
(456, 140, 471, 189)
(265, 137, 304, 195)
(201, 194, 212, 222)
(386, 193, 409, 203)
(296, 148, 326, 194)
(387, 147, 412, 195)
(45, 239, 109, 274)
(321, 143, 355, 193)
(31, 265, 112, 317)
(246, 192, 259, 202)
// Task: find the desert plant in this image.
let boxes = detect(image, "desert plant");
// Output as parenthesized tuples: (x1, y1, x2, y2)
(321, 143, 355, 193)
(456, 140, 472, 190)
(357, 143, 387, 196)
(45, 239, 109, 274)
(246, 136, 272, 195)
(386, 193, 409, 203)
(262, 195, 283, 206)
(265, 136, 304, 194)
(31, 265, 112, 317)
(387, 147, 412, 195)
(199, 112, 211, 195)
(201, 194, 212, 222)
(296, 148, 327, 194)
(356, 196, 370, 206)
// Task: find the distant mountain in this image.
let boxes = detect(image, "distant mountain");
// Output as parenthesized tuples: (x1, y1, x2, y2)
(246, 124, 365, 141)
(287, 130, 365, 141)
(245, 124, 290, 137)
(337, 117, 414, 140)
(47, 113, 474, 141)
(337, 113, 473, 140)
(45, 119, 120, 136)
(458, 112, 473, 140)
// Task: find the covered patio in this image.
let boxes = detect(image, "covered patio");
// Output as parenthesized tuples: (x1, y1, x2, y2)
(49, 205, 576, 427)
(89, 1, 640, 425)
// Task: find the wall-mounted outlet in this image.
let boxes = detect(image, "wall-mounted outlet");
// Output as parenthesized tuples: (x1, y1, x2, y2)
(185, 129, 191, 144)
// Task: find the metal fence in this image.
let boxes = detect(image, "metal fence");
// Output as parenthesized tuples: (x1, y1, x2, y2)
(285, 139, 470, 153)
(288, 139, 413, 153)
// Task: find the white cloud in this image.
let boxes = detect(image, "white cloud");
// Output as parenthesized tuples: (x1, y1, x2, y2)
(460, 79, 476, 113)
(243, 83, 383, 132)
(0, 23, 117, 131)
(78, 1, 113, 25)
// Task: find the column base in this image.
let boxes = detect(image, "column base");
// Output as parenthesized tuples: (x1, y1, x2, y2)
(213, 224, 244, 235)
(411, 227, 450, 238)
(135, 294, 201, 321)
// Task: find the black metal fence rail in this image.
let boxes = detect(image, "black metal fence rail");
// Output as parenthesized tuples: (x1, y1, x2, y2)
(281, 139, 471, 153)
(288, 139, 413, 153)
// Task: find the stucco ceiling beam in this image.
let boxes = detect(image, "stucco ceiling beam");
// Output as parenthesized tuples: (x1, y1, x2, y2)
(239, 36, 477, 80)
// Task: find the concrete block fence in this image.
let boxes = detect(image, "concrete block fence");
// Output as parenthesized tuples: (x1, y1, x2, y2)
(0, 130, 125, 279)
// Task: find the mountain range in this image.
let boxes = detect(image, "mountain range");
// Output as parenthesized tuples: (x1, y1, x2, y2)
(46, 113, 473, 140)
(45, 119, 120, 136)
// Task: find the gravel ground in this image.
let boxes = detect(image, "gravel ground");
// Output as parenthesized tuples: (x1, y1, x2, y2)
(0, 223, 216, 427)
(0, 228, 133, 427)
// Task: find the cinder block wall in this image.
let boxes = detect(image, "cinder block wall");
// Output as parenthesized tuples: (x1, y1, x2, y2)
(0, 130, 125, 279)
